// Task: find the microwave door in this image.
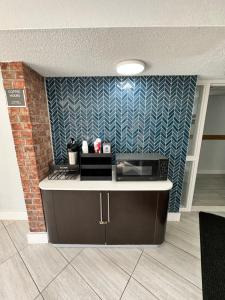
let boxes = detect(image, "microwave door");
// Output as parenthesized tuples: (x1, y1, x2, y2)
(123, 165, 142, 176)
(121, 161, 147, 177)
(120, 161, 140, 176)
(141, 165, 153, 176)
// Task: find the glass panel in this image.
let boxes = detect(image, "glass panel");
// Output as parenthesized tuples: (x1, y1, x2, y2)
(188, 86, 204, 156)
(181, 161, 193, 208)
(122, 166, 153, 176)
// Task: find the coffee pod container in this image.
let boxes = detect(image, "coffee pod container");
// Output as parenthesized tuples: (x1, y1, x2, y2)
(67, 138, 79, 165)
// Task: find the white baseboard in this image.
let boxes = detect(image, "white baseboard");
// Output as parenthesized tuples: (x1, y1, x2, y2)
(179, 207, 190, 212)
(198, 170, 225, 174)
(27, 232, 48, 244)
(167, 212, 181, 221)
(0, 211, 28, 220)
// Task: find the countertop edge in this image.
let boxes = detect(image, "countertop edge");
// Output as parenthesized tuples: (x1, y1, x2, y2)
(39, 177, 173, 191)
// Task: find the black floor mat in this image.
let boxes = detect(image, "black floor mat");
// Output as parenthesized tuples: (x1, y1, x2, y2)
(199, 212, 225, 300)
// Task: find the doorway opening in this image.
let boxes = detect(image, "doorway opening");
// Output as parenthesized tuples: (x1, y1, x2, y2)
(192, 86, 225, 209)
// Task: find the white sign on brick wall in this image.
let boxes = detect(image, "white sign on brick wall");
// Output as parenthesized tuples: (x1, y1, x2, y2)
(5, 89, 26, 107)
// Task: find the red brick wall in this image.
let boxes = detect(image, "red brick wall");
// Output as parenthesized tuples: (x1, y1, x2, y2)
(1, 62, 53, 232)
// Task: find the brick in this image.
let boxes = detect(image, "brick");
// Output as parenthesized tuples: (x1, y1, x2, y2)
(18, 108, 29, 115)
(3, 81, 13, 89)
(17, 153, 25, 161)
(24, 145, 35, 152)
(13, 80, 25, 89)
(8, 108, 20, 116)
(10, 62, 23, 71)
(25, 138, 33, 145)
(2, 70, 16, 79)
(14, 138, 26, 145)
(11, 123, 24, 130)
(20, 131, 32, 138)
(12, 131, 21, 137)
(32, 198, 42, 205)
(31, 179, 39, 186)
(19, 115, 30, 123)
(30, 186, 40, 193)
(2, 62, 51, 233)
(0, 63, 10, 70)
(9, 114, 19, 123)
(26, 204, 36, 210)
(22, 185, 31, 193)
(23, 123, 32, 130)
(29, 173, 38, 180)
(25, 199, 32, 205)
(15, 71, 24, 79)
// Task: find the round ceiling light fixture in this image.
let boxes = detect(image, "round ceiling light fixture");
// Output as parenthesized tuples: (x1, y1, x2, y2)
(116, 60, 145, 76)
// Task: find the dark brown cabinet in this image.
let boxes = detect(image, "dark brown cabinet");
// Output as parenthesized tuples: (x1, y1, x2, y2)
(42, 189, 169, 245)
(106, 191, 157, 244)
(42, 190, 106, 244)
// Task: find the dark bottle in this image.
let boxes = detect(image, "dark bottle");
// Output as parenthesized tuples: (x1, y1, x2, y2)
(67, 138, 79, 165)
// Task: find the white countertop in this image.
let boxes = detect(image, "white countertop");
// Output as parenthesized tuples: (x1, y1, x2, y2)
(39, 171, 173, 191)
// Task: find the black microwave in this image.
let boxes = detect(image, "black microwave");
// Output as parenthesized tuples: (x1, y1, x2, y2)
(115, 153, 169, 181)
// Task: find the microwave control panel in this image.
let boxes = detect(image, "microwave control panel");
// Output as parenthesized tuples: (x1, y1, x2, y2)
(159, 159, 169, 180)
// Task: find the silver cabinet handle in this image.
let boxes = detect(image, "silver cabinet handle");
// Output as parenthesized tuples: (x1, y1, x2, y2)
(99, 192, 107, 225)
(107, 192, 110, 223)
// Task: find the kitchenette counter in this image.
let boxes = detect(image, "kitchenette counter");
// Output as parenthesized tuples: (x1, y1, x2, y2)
(40, 170, 172, 245)
(39, 171, 173, 191)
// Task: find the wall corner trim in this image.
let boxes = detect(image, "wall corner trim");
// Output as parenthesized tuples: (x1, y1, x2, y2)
(27, 232, 48, 244)
(0, 211, 28, 220)
(167, 212, 181, 221)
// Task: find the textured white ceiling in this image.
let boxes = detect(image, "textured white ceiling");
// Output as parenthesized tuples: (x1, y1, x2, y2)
(1, 0, 225, 29)
(0, 27, 225, 78)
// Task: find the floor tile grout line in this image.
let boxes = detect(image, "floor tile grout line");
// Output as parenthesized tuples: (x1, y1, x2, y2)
(141, 252, 202, 291)
(145, 248, 202, 288)
(96, 247, 141, 277)
(162, 240, 201, 261)
(70, 262, 103, 300)
(40, 260, 71, 295)
(167, 221, 200, 236)
(54, 246, 84, 263)
(168, 218, 200, 227)
(2, 222, 42, 298)
(0, 252, 20, 268)
(34, 293, 43, 300)
(132, 277, 161, 300)
(1, 220, 16, 227)
(165, 239, 201, 260)
(119, 249, 146, 300)
(1, 220, 30, 253)
(167, 223, 200, 239)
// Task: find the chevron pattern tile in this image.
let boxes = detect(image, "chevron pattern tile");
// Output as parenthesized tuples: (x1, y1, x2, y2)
(46, 76, 197, 212)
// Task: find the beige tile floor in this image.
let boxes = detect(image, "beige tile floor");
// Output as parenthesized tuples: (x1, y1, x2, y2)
(193, 174, 225, 206)
(0, 212, 216, 300)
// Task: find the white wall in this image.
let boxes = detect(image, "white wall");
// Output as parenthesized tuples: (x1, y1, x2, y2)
(0, 72, 27, 219)
(198, 94, 225, 174)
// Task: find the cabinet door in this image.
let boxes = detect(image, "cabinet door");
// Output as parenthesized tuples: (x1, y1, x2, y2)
(50, 191, 106, 244)
(106, 191, 158, 244)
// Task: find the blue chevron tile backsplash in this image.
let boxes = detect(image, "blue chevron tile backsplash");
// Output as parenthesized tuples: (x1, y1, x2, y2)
(46, 76, 197, 212)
